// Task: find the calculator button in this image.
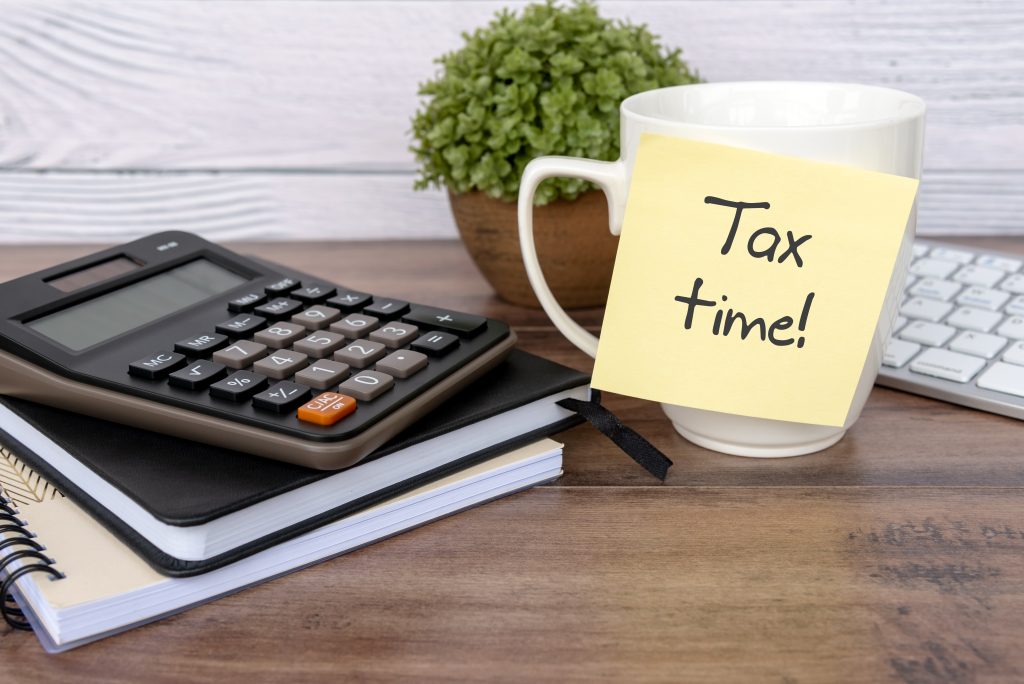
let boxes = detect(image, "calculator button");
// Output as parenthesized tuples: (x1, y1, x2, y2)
(326, 290, 372, 312)
(265, 277, 300, 295)
(411, 331, 459, 357)
(174, 333, 228, 357)
(338, 370, 394, 401)
(330, 314, 379, 339)
(209, 371, 268, 401)
(292, 331, 347, 359)
(252, 381, 312, 414)
(368, 323, 419, 348)
(252, 349, 309, 379)
(254, 322, 306, 348)
(254, 298, 304, 320)
(297, 392, 357, 426)
(294, 360, 350, 390)
(215, 315, 267, 337)
(292, 305, 341, 330)
(212, 341, 268, 369)
(333, 340, 388, 368)
(402, 306, 487, 337)
(168, 360, 227, 390)
(227, 292, 267, 313)
(128, 352, 186, 379)
(363, 298, 409, 320)
(375, 350, 428, 378)
(292, 284, 337, 304)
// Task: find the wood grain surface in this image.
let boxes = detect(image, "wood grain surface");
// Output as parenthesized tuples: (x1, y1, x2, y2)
(1, 239, 1023, 682)
(0, 0, 1022, 241)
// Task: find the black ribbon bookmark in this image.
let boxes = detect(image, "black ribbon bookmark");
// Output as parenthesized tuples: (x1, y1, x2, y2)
(557, 396, 673, 481)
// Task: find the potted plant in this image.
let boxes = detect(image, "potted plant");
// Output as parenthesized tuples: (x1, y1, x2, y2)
(411, 0, 699, 308)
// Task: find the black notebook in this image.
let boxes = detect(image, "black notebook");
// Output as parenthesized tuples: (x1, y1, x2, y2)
(0, 350, 588, 576)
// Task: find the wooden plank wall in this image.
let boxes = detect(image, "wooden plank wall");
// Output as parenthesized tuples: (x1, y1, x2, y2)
(0, 0, 1020, 243)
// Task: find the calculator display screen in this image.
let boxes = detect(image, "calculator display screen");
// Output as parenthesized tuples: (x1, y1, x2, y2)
(26, 259, 247, 351)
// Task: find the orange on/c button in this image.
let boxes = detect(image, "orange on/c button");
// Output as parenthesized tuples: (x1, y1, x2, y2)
(297, 392, 357, 426)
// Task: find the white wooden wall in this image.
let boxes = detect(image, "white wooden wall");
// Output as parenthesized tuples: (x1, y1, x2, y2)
(0, 0, 1020, 243)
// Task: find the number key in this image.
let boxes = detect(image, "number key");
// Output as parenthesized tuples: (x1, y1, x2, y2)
(212, 340, 268, 369)
(294, 360, 350, 390)
(330, 314, 379, 339)
(333, 340, 387, 368)
(292, 331, 346, 358)
(252, 381, 312, 413)
(252, 349, 308, 379)
(168, 360, 227, 390)
(254, 322, 306, 348)
(338, 370, 394, 401)
(369, 323, 419, 348)
(292, 305, 341, 330)
(209, 371, 268, 401)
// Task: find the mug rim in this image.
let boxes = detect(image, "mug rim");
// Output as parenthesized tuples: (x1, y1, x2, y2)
(621, 81, 927, 131)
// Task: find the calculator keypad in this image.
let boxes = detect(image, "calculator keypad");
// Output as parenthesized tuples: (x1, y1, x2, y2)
(124, 273, 505, 437)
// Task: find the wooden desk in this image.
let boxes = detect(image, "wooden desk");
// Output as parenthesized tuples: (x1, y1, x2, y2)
(2, 239, 1022, 682)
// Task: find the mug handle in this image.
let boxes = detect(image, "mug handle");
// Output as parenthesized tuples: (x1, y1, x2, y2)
(517, 156, 629, 358)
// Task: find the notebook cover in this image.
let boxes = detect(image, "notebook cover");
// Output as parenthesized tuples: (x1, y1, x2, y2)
(0, 350, 587, 576)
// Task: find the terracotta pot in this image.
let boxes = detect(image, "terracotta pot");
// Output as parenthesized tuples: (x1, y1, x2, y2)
(448, 189, 618, 309)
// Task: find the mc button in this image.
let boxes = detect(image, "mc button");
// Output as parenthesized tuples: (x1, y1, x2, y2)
(128, 352, 186, 379)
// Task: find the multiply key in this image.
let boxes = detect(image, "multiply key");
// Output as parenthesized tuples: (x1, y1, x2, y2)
(402, 305, 486, 337)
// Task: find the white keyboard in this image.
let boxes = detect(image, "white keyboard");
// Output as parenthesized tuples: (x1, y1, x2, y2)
(877, 239, 1024, 419)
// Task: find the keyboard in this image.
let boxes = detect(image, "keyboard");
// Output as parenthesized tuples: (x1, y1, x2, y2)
(877, 239, 1024, 419)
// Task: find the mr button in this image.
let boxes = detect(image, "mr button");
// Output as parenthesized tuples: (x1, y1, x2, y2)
(297, 392, 357, 426)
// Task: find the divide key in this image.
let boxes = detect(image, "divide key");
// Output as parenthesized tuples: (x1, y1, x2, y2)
(402, 305, 486, 337)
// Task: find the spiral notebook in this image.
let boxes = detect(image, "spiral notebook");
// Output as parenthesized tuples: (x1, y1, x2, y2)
(0, 438, 562, 653)
(0, 349, 588, 575)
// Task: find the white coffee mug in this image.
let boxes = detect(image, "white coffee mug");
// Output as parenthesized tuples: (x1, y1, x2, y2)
(518, 81, 925, 457)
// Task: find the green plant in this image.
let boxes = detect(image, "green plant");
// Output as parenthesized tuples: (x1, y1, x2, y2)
(411, 0, 699, 204)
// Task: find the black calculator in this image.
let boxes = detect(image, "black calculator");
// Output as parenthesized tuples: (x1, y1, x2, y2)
(0, 232, 516, 469)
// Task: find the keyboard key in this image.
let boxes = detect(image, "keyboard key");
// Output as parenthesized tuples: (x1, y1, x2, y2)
(369, 322, 420, 348)
(128, 352, 186, 379)
(999, 274, 1024, 294)
(910, 258, 959, 279)
(1002, 341, 1024, 366)
(293, 359, 350, 389)
(338, 370, 394, 401)
(168, 360, 227, 390)
(977, 362, 1024, 398)
(297, 391, 357, 426)
(330, 314, 379, 339)
(253, 381, 312, 413)
(326, 290, 372, 312)
(292, 305, 341, 330)
(891, 315, 909, 334)
(944, 307, 1002, 333)
(265, 277, 300, 295)
(254, 322, 307, 349)
(997, 316, 1024, 340)
(174, 333, 228, 357)
(1005, 296, 1024, 316)
(334, 340, 388, 368)
(953, 265, 1004, 288)
(227, 292, 267, 313)
(929, 247, 974, 264)
(909, 278, 961, 302)
(975, 254, 1022, 272)
(956, 286, 1010, 311)
(910, 348, 986, 383)
(292, 283, 336, 304)
(375, 350, 428, 378)
(948, 331, 1007, 360)
(254, 297, 304, 320)
(209, 371, 268, 401)
(882, 339, 920, 368)
(363, 298, 409, 320)
(912, 244, 930, 258)
(899, 321, 956, 347)
(903, 274, 919, 289)
(900, 297, 952, 323)
(215, 314, 267, 337)
(212, 340, 268, 369)
(402, 305, 487, 337)
(292, 331, 347, 359)
(252, 349, 308, 379)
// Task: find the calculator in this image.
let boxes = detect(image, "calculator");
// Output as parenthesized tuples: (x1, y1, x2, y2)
(0, 231, 516, 469)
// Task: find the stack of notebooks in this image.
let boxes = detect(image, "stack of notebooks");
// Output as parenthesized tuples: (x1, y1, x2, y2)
(0, 349, 589, 652)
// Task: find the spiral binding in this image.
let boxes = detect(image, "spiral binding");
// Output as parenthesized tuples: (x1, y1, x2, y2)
(0, 495, 65, 630)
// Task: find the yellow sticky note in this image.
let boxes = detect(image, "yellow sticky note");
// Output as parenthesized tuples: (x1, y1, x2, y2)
(591, 134, 920, 426)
